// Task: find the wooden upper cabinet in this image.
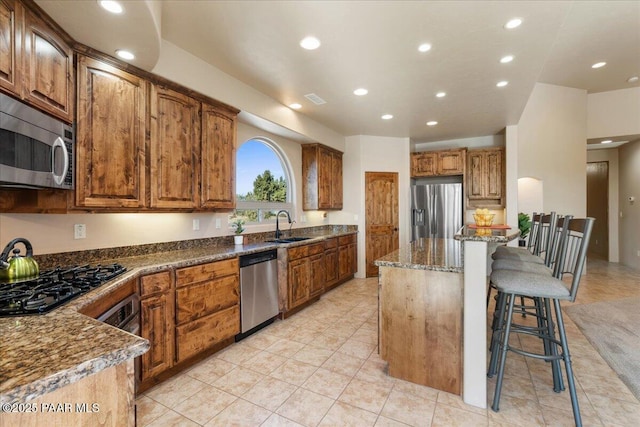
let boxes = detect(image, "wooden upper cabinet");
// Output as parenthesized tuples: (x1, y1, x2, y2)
(0, 0, 21, 95)
(411, 152, 437, 177)
(201, 104, 236, 209)
(411, 149, 466, 177)
(302, 143, 343, 210)
(22, 7, 73, 122)
(150, 85, 201, 209)
(76, 55, 147, 208)
(466, 147, 505, 209)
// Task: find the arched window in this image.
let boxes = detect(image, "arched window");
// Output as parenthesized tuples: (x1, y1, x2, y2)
(233, 138, 293, 223)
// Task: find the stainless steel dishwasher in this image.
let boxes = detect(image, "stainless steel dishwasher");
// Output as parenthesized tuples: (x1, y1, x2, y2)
(237, 249, 279, 340)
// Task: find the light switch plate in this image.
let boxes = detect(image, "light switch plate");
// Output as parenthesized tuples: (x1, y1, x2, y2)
(74, 224, 86, 239)
(215, 218, 221, 229)
(193, 219, 200, 231)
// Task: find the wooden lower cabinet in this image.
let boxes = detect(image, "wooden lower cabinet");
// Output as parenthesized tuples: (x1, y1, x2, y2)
(175, 258, 240, 363)
(288, 257, 310, 309)
(140, 272, 174, 381)
(324, 238, 339, 288)
(338, 234, 357, 281)
(309, 253, 325, 297)
(176, 305, 239, 362)
(287, 242, 325, 311)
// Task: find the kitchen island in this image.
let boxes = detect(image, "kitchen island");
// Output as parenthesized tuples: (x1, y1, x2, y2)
(375, 226, 519, 408)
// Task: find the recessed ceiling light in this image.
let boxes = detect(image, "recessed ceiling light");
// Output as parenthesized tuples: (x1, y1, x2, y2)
(115, 49, 135, 60)
(381, 114, 393, 120)
(418, 43, 432, 53)
(300, 36, 321, 50)
(627, 76, 639, 83)
(99, 0, 123, 14)
(353, 88, 368, 96)
(496, 81, 509, 87)
(436, 92, 446, 98)
(500, 55, 514, 64)
(289, 103, 302, 110)
(426, 121, 438, 126)
(504, 18, 522, 29)
(592, 62, 606, 69)
(601, 140, 613, 144)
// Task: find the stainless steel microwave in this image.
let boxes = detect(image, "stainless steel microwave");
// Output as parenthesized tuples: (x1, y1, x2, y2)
(0, 93, 74, 189)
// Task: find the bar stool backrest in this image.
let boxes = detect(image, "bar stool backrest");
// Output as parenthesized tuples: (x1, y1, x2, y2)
(527, 212, 544, 253)
(536, 212, 557, 262)
(553, 217, 595, 302)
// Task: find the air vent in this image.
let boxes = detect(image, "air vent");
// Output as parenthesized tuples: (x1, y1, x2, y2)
(304, 93, 326, 105)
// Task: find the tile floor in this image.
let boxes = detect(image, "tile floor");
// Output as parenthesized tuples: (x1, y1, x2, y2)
(137, 258, 640, 426)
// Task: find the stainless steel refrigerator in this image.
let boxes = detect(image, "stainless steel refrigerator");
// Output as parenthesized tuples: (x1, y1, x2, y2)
(411, 183, 463, 241)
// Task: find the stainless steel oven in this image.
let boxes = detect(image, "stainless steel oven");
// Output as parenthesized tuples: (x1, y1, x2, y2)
(97, 293, 140, 335)
(0, 93, 74, 189)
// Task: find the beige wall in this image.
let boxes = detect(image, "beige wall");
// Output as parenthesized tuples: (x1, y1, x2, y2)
(335, 135, 411, 278)
(618, 140, 640, 269)
(586, 148, 620, 262)
(0, 123, 321, 255)
(517, 83, 587, 217)
(587, 88, 640, 139)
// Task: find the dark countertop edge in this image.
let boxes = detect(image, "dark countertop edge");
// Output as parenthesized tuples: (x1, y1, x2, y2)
(374, 261, 463, 273)
(1, 230, 358, 403)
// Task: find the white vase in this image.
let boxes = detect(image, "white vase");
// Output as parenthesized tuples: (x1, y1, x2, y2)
(234, 235, 244, 245)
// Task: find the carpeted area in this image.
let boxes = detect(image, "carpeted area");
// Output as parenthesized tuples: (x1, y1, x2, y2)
(566, 297, 640, 401)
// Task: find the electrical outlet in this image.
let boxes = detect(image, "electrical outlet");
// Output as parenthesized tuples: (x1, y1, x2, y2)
(215, 218, 221, 229)
(192, 219, 200, 231)
(637, 250, 640, 257)
(300, 215, 307, 223)
(74, 224, 86, 239)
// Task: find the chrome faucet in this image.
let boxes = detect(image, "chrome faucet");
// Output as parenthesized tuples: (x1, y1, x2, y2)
(275, 210, 292, 239)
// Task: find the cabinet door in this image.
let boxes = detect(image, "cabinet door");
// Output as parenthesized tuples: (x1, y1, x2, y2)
(466, 151, 484, 200)
(150, 86, 200, 209)
(76, 56, 147, 208)
(309, 253, 325, 297)
(324, 247, 338, 287)
(331, 152, 343, 209)
(485, 149, 503, 199)
(201, 104, 236, 209)
(438, 150, 465, 175)
(0, 0, 21, 95)
(317, 147, 333, 209)
(288, 257, 310, 309)
(411, 152, 437, 177)
(348, 243, 357, 275)
(338, 244, 350, 280)
(140, 292, 174, 380)
(22, 8, 73, 122)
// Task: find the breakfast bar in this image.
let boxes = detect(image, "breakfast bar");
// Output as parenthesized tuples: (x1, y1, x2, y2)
(375, 226, 519, 408)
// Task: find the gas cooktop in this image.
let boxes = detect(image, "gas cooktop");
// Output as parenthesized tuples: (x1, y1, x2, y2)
(0, 263, 126, 316)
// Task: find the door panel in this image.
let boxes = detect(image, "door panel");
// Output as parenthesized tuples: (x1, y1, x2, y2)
(365, 172, 399, 277)
(586, 161, 608, 259)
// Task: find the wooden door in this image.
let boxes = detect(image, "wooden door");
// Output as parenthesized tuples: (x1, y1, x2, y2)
(201, 104, 236, 209)
(411, 152, 437, 177)
(324, 246, 338, 287)
(76, 56, 147, 208)
(0, 0, 21, 95)
(317, 146, 333, 209)
(309, 253, 325, 297)
(587, 161, 609, 259)
(365, 172, 399, 277)
(140, 293, 174, 380)
(438, 150, 465, 175)
(150, 86, 200, 209)
(331, 152, 343, 209)
(23, 8, 73, 122)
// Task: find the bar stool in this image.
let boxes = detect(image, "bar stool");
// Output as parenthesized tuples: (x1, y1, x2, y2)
(489, 217, 594, 427)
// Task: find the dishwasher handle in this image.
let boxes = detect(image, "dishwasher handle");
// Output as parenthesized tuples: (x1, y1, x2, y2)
(239, 250, 277, 267)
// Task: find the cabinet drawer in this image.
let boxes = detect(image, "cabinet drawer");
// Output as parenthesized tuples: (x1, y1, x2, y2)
(288, 245, 308, 260)
(175, 304, 240, 362)
(176, 274, 239, 325)
(324, 237, 338, 249)
(140, 271, 172, 297)
(338, 234, 356, 246)
(307, 242, 324, 256)
(176, 258, 238, 287)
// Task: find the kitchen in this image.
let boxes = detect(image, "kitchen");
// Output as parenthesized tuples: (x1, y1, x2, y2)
(1, 1, 640, 426)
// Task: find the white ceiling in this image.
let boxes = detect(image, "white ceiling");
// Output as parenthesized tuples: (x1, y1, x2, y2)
(36, 0, 640, 144)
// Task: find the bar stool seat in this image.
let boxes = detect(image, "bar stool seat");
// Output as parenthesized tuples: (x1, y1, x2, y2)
(491, 270, 570, 298)
(491, 259, 553, 275)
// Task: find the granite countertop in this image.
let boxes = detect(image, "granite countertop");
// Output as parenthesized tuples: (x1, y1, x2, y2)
(454, 225, 520, 243)
(374, 238, 463, 273)
(0, 229, 357, 405)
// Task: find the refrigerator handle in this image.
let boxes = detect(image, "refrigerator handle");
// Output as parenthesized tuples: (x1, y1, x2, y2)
(432, 192, 438, 235)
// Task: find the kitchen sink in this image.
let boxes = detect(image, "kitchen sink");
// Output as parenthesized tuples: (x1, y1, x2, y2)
(266, 237, 312, 243)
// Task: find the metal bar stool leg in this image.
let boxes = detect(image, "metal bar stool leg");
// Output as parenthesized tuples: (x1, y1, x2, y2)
(492, 294, 516, 412)
(488, 290, 507, 377)
(553, 299, 582, 427)
(544, 297, 565, 392)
